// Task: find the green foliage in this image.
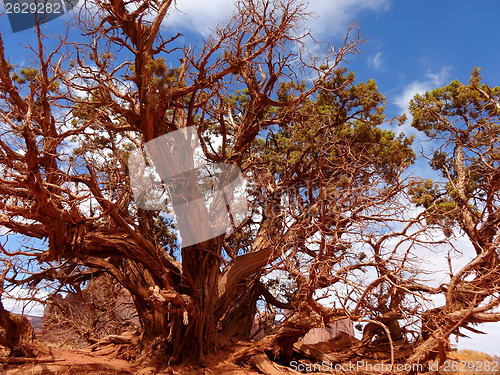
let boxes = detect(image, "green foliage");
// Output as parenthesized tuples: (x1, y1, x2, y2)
(410, 69, 500, 139)
(9, 65, 60, 92)
(226, 88, 250, 112)
(20, 67, 38, 82)
(261, 68, 415, 185)
(409, 68, 500, 233)
(144, 58, 185, 95)
(152, 213, 179, 254)
(408, 178, 458, 236)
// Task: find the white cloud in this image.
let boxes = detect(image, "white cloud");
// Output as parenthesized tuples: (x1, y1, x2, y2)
(368, 51, 383, 69)
(165, 0, 391, 36)
(165, 0, 236, 35)
(394, 66, 452, 113)
(305, 0, 390, 36)
(1, 286, 48, 317)
(426, 68, 451, 86)
(394, 81, 433, 115)
(392, 66, 451, 139)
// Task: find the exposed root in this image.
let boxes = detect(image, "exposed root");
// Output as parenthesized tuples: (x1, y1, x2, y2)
(251, 353, 300, 374)
(80, 333, 140, 360)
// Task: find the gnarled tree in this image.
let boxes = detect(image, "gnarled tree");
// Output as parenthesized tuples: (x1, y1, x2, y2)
(3, 0, 496, 372)
(0, 0, 374, 364)
(405, 68, 500, 368)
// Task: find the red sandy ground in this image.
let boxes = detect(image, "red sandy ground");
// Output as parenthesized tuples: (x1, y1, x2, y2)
(0, 345, 270, 375)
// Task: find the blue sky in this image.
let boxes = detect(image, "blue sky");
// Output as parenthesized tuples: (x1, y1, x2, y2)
(1, 0, 499, 355)
(350, 0, 500, 122)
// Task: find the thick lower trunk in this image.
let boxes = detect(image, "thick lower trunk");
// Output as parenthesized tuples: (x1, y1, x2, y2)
(133, 243, 264, 364)
(119, 228, 266, 364)
(131, 239, 224, 364)
(169, 240, 222, 363)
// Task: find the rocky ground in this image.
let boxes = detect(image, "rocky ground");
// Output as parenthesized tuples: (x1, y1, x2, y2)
(0, 326, 357, 374)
